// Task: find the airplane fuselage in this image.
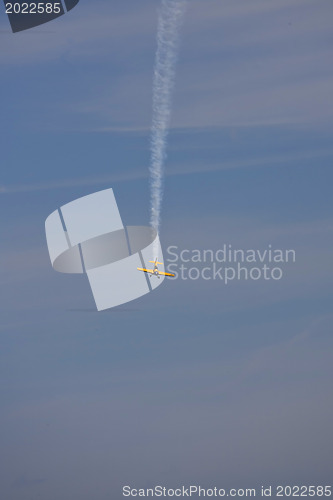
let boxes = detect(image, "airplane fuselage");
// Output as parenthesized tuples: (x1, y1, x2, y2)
(137, 259, 174, 278)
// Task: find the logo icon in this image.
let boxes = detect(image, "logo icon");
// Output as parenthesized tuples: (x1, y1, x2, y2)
(45, 188, 165, 310)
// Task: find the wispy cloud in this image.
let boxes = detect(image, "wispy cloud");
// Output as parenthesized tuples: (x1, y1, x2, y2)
(0, 170, 146, 194)
(1, 145, 331, 195)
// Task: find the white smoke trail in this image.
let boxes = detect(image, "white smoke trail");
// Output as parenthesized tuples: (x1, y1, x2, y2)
(149, 0, 187, 237)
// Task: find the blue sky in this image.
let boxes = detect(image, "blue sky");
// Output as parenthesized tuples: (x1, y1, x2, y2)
(0, 1, 332, 499)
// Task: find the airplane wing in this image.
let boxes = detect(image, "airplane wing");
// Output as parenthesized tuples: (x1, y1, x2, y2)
(137, 267, 154, 274)
(158, 271, 175, 277)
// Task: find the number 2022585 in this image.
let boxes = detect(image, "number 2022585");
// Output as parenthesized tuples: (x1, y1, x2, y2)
(5, 3, 62, 14)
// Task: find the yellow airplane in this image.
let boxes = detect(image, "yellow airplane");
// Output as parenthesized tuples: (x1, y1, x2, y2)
(137, 258, 175, 279)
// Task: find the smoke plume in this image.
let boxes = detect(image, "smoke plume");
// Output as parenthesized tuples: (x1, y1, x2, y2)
(149, 0, 187, 235)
